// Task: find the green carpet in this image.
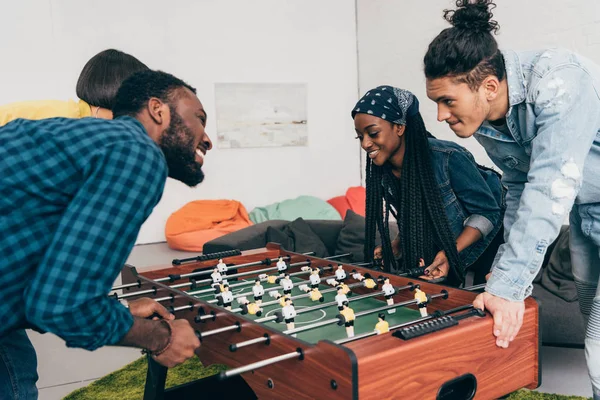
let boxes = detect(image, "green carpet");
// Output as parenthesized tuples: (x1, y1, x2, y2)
(64, 356, 591, 399)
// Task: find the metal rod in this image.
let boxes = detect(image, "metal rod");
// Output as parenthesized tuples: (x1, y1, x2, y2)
(322, 253, 351, 261)
(463, 283, 486, 291)
(111, 280, 142, 291)
(283, 291, 448, 335)
(110, 252, 318, 292)
(112, 252, 343, 293)
(255, 288, 392, 324)
(228, 281, 366, 314)
(198, 323, 241, 339)
(171, 304, 196, 312)
(219, 350, 302, 379)
(115, 288, 156, 300)
(230, 334, 270, 352)
(185, 263, 313, 296)
(335, 304, 474, 344)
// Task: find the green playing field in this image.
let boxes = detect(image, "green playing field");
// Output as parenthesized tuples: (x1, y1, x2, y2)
(190, 273, 421, 344)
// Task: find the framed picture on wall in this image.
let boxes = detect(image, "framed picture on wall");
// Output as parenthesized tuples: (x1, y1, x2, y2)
(215, 83, 308, 149)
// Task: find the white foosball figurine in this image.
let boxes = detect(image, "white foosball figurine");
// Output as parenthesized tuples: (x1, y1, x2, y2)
(335, 265, 347, 283)
(211, 268, 223, 284)
(282, 297, 297, 331)
(276, 256, 288, 277)
(219, 284, 233, 310)
(211, 268, 223, 292)
(335, 286, 348, 311)
(280, 274, 294, 295)
(216, 258, 228, 274)
(382, 277, 396, 314)
(326, 278, 339, 287)
(252, 279, 265, 305)
(309, 268, 321, 289)
(339, 301, 355, 338)
(414, 287, 429, 317)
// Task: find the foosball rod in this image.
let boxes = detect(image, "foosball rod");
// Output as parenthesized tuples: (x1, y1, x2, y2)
(111, 254, 306, 292)
(187, 279, 409, 320)
(226, 281, 368, 315)
(221, 293, 449, 379)
(204, 267, 340, 306)
(197, 285, 407, 339)
(111, 251, 346, 292)
(283, 291, 449, 336)
(253, 288, 393, 324)
(182, 252, 352, 297)
(114, 258, 321, 301)
(156, 266, 320, 306)
(464, 283, 485, 291)
(334, 304, 475, 344)
(219, 348, 304, 380)
(224, 284, 415, 345)
(171, 252, 350, 292)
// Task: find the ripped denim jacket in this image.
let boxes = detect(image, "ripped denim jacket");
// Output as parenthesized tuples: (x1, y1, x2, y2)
(476, 48, 600, 301)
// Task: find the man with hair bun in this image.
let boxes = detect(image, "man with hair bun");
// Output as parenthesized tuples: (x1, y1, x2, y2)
(425, 1, 600, 397)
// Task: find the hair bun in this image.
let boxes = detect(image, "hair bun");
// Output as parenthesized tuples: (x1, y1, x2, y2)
(444, 0, 499, 34)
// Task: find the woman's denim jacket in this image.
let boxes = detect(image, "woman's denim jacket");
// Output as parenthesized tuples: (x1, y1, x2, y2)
(386, 138, 505, 273)
(475, 49, 600, 301)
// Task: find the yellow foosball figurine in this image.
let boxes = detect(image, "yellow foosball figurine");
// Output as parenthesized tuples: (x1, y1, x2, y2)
(374, 313, 389, 334)
(352, 271, 378, 289)
(414, 287, 429, 317)
(309, 288, 324, 302)
(236, 296, 263, 317)
(340, 283, 351, 295)
(269, 290, 291, 307)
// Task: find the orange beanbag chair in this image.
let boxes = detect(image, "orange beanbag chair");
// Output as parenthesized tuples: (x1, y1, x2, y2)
(165, 200, 252, 251)
(327, 186, 366, 219)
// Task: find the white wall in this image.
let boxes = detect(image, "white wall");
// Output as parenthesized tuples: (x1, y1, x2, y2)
(356, 0, 600, 171)
(0, 0, 361, 244)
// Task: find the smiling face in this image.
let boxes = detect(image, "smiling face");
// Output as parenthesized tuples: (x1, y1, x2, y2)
(353, 113, 406, 168)
(158, 88, 213, 187)
(425, 77, 490, 138)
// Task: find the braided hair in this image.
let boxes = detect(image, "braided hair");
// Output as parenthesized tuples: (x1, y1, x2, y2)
(363, 112, 464, 284)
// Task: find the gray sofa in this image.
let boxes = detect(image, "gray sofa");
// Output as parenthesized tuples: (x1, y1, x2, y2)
(204, 219, 585, 347)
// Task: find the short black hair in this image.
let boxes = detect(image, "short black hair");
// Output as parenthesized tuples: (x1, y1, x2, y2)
(112, 70, 196, 118)
(424, 0, 505, 90)
(378, 313, 385, 320)
(76, 49, 149, 109)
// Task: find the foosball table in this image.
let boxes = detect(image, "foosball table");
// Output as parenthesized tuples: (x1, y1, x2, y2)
(113, 243, 540, 400)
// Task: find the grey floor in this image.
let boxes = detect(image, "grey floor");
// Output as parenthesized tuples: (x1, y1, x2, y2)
(33, 243, 593, 399)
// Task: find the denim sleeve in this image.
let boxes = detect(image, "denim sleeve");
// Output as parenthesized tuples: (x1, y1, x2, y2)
(447, 150, 502, 237)
(22, 142, 167, 350)
(487, 66, 600, 301)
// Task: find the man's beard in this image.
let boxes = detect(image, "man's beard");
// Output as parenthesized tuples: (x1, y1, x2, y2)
(158, 111, 205, 187)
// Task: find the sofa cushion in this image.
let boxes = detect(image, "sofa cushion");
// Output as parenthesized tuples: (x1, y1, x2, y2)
(249, 195, 342, 224)
(335, 210, 366, 263)
(265, 218, 330, 257)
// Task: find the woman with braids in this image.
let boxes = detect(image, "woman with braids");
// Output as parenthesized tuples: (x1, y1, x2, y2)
(424, 0, 600, 396)
(353, 85, 504, 287)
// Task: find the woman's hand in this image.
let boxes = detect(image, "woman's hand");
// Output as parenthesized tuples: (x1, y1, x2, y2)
(373, 238, 401, 260)
(420, 250, 449, 280)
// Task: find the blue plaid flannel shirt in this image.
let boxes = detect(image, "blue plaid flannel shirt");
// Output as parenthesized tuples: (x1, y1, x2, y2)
(0, 116, 167, 350)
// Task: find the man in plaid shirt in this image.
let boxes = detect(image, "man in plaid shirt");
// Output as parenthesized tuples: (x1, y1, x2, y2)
(0, 69, 212, 398)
